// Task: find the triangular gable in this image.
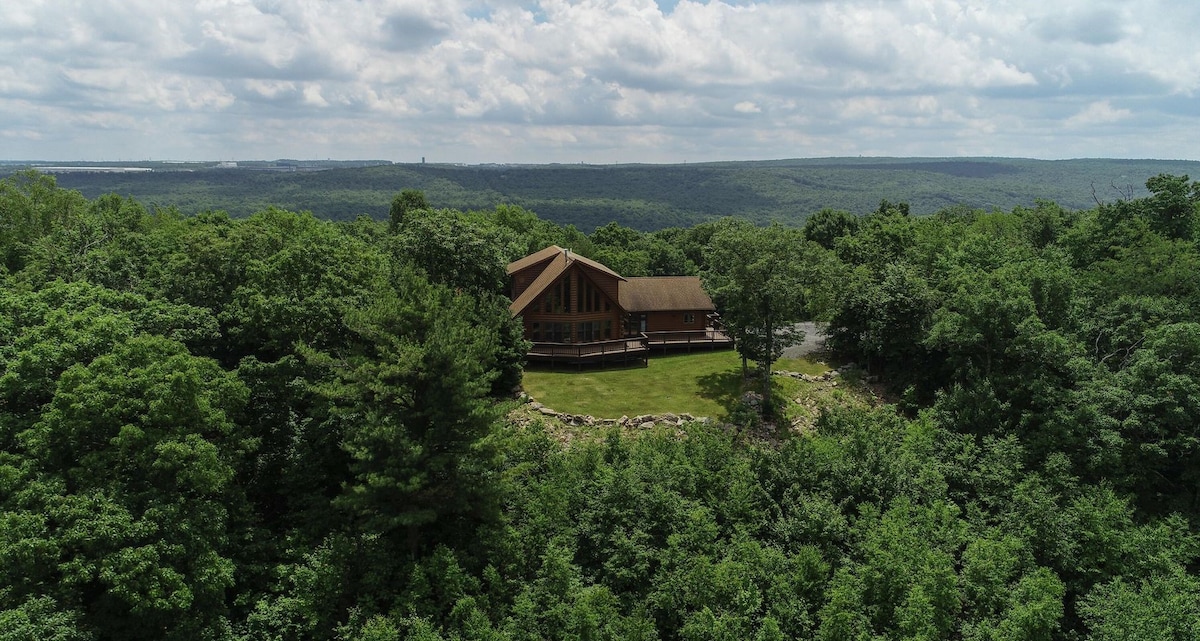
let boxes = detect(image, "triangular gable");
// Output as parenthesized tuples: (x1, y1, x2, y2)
(508, 246, 629, 316)
(508, 252, 569, 316)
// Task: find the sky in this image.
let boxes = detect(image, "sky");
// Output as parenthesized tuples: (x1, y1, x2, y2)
(3, 0, 1198, 164)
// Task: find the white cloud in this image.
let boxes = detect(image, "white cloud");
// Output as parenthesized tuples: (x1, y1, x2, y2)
(1065, 100, 1133, 128)
(0, 0, 1196, 162)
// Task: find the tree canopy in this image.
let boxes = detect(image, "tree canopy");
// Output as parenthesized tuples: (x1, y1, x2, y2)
(4, 174, 1200, 640)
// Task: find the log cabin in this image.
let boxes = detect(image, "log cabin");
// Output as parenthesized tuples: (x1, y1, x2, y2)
(507, 245, 732, 365)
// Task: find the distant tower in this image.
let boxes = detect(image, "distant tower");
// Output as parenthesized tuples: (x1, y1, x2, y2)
(422, 157, 426, 164)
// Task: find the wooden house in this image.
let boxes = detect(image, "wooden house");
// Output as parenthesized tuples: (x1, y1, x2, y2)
(507, 246, 732, 365)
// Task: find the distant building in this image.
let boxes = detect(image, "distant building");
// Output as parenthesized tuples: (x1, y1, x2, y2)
(507, 245, 732, 365)
(38, 166, 153, 174)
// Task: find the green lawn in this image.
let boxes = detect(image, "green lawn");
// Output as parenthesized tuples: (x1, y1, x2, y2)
(521, 350, 831, 419)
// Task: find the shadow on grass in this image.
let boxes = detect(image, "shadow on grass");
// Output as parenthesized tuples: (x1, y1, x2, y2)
(695, 369, 746, 417)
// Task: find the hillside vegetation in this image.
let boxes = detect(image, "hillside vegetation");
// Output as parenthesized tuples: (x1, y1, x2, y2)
(2, 170, 1200, 640)
(14, 157, 1200, 230)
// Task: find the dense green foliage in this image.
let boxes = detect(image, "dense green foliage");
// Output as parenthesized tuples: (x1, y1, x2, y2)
(3, 170, 1200, 639)
(17, 157, 1200, 231)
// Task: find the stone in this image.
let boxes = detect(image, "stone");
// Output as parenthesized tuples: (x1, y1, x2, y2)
(538, 406, 558, 416)
(639, 421, 656, 429)
(529, 402, 544, 410)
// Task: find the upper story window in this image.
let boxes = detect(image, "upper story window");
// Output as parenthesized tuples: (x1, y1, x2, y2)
(581, 278, 604, 313)
(542, 276, 571, 313)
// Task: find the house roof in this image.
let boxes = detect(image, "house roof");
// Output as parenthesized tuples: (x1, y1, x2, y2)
(506, 245, 563, 276)
(568, 252, 625, 282)
(508, 251, 568, 316)
(619, 276, 716, 313)
(507, 247, 710, 317)
(508, 246, 627, 316)
(506, 245, 625, 281)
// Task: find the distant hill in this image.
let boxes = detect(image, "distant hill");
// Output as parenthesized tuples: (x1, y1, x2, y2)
(11, 157, 1200, 232)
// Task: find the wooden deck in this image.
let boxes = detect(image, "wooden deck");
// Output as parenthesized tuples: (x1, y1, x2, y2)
(644, 328, 734, 351)
(525, 328, 733, 367)
(526, 335, 650, 366)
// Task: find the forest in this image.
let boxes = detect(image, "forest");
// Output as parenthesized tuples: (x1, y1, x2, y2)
(2, 169, 1200, 639)
(17, 157, 1200, 231)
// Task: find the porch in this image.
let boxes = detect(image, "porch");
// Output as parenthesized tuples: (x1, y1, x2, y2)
(644, 327, 734, 351)
(526, 334, 650, 367)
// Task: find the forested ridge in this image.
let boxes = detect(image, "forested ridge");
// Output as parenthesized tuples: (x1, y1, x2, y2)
(19, 157, 1200, 232)
(2, 170, 1200, 639)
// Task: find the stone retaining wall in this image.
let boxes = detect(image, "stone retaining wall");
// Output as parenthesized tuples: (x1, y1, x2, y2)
(520, 398, 712, 429)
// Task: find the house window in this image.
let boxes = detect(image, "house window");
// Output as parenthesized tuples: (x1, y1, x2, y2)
(542, 276, 571, 314)
(544, 322, 571, 342)
(581, 279, 597, 312)
(684, 313, 695, 324)
(603, 320, 612, 339)
(531, 322, 541, 341)
(578, 321, 601, 342)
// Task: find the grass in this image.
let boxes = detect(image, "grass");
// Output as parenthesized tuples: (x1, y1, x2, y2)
(521, 350, 744, 419)
(520, 350, 834, 419)
(773, 356, 833, 376)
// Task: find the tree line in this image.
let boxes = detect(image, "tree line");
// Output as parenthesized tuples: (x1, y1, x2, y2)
(2, 170, 1199, 639)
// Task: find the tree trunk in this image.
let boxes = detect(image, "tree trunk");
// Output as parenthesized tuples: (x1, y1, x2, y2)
(762, 305, 773, 416)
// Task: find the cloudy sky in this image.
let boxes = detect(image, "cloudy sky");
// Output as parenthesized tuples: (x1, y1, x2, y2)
(3, 0, 1198, 163)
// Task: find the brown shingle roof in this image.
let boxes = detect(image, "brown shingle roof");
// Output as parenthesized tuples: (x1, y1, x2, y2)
(619, 276, 715, 312)
(567, 252, 624, 281)
(509, 252, 568, 316)
(508, 247, 708, 317)
(506, 245, 563, 276)
(507, 246, 628, 317)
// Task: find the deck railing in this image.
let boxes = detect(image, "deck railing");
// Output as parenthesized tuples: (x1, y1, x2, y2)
(527, 334, 649, 361)
(644, 328, 733, 347)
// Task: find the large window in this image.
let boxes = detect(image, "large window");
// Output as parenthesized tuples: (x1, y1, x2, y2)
(578, 321, 601, 342)
(542, 276, 571, 314)
(581, 278, 604, 313)
(543, 322, 571, 342)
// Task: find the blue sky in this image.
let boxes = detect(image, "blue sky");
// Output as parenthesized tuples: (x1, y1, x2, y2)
(2, 0, 1197, 163)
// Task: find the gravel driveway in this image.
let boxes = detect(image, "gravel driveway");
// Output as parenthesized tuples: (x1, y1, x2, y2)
(780, 321, 828, 359)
